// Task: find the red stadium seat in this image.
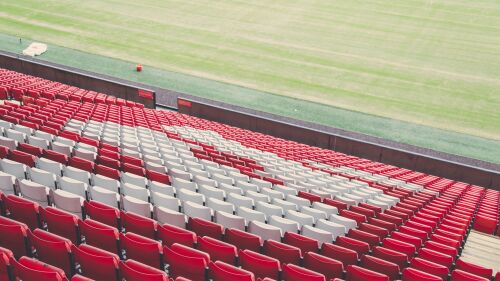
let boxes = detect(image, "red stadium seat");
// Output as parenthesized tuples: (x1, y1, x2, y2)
(282, 263, 326, 281)
(372, 246, 409, 269)
(347, 229, 380, 247)
(382, 238, 416, 258)
(95, 165, 121, 180)
(455, 259, 493, 279)
(340, 209, 367, 225)
(417, 248, 454, 269)
(263, 239, 302, 265)
(0, 247, 13, 281)
(336, 236, 370, 256)
(119, 259, 168, 281)
(188, 217, 224, 240)
(121, 211, 157, 239)
(358, 223, 389, 239)
(158, 224, 197, 247)
(40, 206, 80, 244)
(0, 216, 29, 258)
(10, 256, 67, 281)
(304, 252, 344, 280)
(209, 261, 255, 281)
(83, 200, 120, 228)
(3, 194, 40, 229)
(410, 257, 449, 281)
(97, 156, 121, 170)
(283, 232, 319, 254)
(164, 243, 210, 281)
(225, 228, 261, 252)
(72, 244, 119, 281)
(18, 143, 44, 157)
(80, 219, 120, 255)
(29, 229, 73, 276)
(320, 243, 358, 267)
(120, 232, 163, 269)
(123, 163, 146, 177)
(239, 250, 280, 280)
(9, 150, 36, 167)
(198, 236, 237, 265)
(361, 255, 400, 281)
(346, 265, 390, 281)
(450, 269, 490, 281)
(401, 267, 443, 281)
(147, 170, 170, 185)
(69, 157, 95, 173)
(43, 150, 69, 165)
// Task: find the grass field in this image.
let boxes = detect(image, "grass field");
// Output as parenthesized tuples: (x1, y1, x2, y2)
(0, 0, 500, 163)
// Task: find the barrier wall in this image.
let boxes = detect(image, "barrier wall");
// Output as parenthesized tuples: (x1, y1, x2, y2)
(0, 52, 156, 108)
(178, 98, 500, 190)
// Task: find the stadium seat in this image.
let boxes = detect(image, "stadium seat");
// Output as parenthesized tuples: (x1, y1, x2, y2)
(283, 231, 319, 254)
(401, 267, 443, 281)
(455, 259, 493, 279)
(239, 249, 280, 280)
(346, 265, 390, 281)
(198, 236, 237, 265)
(10, 256, 67, 281)
(188, 217, 224, 240)
(83, 200, 120, 228)
(121, 211, 157, 239)
(164, 243, 210, 281)
(119, 259, 169, 281)
(3, 194, 40, 229)
(158, 223, 197, 247)
(72, 244, 120, 281)
(120, 232, 163, 268)
(225, 228, 262, 252)
(263, 239, 302, 265)
(450, 269, 490, 281)
(320, 243, 359, 267)
(29, 229, 73, 276)
(80, 219, 120, 255)
(282, 263, 326, 281)
(304, 251, 344, 280)
(0, 216, 29, 258)
(209, 261, 255, 281)
(361, 255, 400, 281)
(409, 257, 449, 281)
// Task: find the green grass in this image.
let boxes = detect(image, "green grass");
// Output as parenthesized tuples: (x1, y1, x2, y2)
(0, 0, 499, 164)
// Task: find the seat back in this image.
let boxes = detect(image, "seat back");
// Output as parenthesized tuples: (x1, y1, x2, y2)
(4, 194, 40, 229)
(224, 228, 261, 252)
(157, 223, 197, 247)
(120, 232, 163, 269)
(164, 244, 209, 281)
(121, 211, 157, 239)
(29, 229, 73, 276)
(282, 263, 326, 281)
(346, 265, 389, 281)
(304, 252, 343, 280)
(238, 249, 280, 280)
(79, 219, 119, 255)
(198, 236, 237, 265)
(188, 217, 224, 240)
(83, 200, 120, 228)
(263, 239, 301, 265)
(119, 259, 168, 281)
(72, 244, 119, 281)
(10, 256, 66, 281)
(209, 261, 254, 281)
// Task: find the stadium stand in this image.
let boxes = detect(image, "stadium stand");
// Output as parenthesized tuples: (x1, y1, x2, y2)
(0, 67, 499, 280)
